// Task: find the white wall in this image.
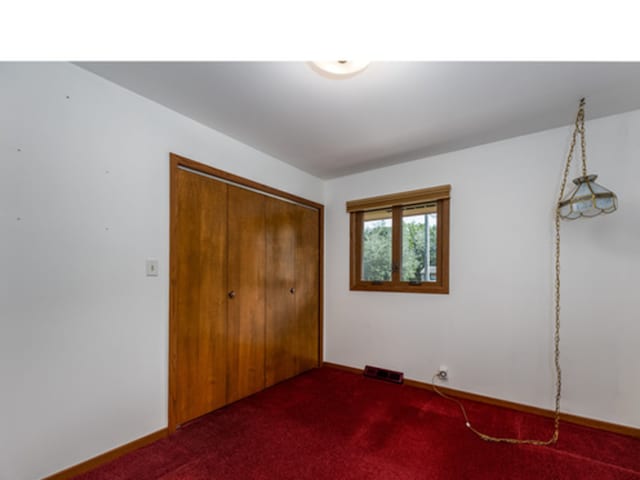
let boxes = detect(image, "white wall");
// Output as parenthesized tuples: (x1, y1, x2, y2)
(324, 109, 640, 429)
(0, 62, 324, 480)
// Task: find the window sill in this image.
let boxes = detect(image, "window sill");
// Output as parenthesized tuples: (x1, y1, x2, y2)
(349, 282, 449, 294)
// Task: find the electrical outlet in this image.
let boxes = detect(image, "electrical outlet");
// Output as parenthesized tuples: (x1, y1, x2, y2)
(437, 365, 448, 380)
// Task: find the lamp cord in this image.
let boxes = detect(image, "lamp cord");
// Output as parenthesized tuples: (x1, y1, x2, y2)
(431, 98, 587, 446)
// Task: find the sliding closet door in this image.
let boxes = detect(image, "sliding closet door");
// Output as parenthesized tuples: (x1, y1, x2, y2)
(265, 197, 298, 386)
(226, 185, 267, 403)
(172, 169, 228, 426)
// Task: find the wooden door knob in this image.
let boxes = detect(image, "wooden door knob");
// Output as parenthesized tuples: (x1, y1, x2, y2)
(228, 290, 236, 299)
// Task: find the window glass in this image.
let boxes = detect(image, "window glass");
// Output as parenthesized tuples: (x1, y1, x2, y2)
(401, 203, 437, 282)
(362, 209, 392, 281)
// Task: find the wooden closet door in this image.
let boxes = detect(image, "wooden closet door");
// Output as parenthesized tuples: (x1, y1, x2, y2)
(172, 169, 228, 426)
(265, 199, 320, 385)
(295, 205, 320, 372)
(265, 198, 298, 386)
(226, 185, 266, 403)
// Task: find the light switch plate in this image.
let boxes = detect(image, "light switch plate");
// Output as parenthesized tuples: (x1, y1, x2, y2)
(146, 259, 159, 276)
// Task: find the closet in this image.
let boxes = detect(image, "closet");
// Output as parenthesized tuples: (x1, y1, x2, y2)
(169, 154, 322, 430)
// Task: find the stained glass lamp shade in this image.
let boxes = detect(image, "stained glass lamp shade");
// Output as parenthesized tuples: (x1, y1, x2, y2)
(558, 174, 618, 220)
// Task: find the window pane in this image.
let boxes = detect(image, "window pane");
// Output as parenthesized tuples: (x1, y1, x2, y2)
(401, 203, 437, 282)
(362, 209, 392, 281)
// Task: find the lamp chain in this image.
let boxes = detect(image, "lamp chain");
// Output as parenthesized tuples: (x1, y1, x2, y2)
(577, 98, 588, 177)
(431, 99, 587, 446)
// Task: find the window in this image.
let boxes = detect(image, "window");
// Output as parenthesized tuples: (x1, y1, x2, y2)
(347, 185, 450, 294)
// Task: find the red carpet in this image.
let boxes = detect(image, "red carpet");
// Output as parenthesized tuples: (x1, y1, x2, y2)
(76, 367, 640, 479)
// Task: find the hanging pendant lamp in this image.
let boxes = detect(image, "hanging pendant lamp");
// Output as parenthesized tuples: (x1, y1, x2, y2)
(557, 98, 618, 220)
(431, 96, 619, 446)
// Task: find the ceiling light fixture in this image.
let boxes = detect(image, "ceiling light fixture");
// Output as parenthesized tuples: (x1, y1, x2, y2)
(310, 61, 370, 79)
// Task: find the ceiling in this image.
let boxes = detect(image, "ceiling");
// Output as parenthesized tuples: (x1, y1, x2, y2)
(77, 62, 640, 179)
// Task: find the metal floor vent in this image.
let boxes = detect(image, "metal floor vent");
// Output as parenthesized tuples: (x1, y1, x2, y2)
(363, 365, 404, 384)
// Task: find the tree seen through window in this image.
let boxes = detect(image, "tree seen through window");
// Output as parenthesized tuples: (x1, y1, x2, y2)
(361, 205, 437, 283)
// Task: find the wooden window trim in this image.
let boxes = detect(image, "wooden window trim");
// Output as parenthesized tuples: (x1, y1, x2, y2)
(348, 185, 450, 294)
(346, 185, 450, 212)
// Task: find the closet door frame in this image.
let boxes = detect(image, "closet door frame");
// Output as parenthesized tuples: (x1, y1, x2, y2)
(169, 153, 324, 433)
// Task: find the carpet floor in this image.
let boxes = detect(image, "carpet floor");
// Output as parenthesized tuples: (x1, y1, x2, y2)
(75, 367, 640, 479)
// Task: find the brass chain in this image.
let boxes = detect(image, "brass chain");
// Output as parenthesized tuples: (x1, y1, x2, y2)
(577, 99, 588, 177)
(431, 98, 586, 446)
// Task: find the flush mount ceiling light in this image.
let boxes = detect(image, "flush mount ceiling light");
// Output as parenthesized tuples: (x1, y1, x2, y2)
(310, 61, 370, 79)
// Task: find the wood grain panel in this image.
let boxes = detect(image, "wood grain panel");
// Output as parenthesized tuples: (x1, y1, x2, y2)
(265, 198, 298, 386)
(295, 205, 320, 372)
(172, 169, 228, 426)
(226, 185, 266, 403)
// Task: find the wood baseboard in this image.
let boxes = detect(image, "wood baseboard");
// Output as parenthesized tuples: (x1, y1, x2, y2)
(322, 362, 640, 439)
(42, 428, 168, 480)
